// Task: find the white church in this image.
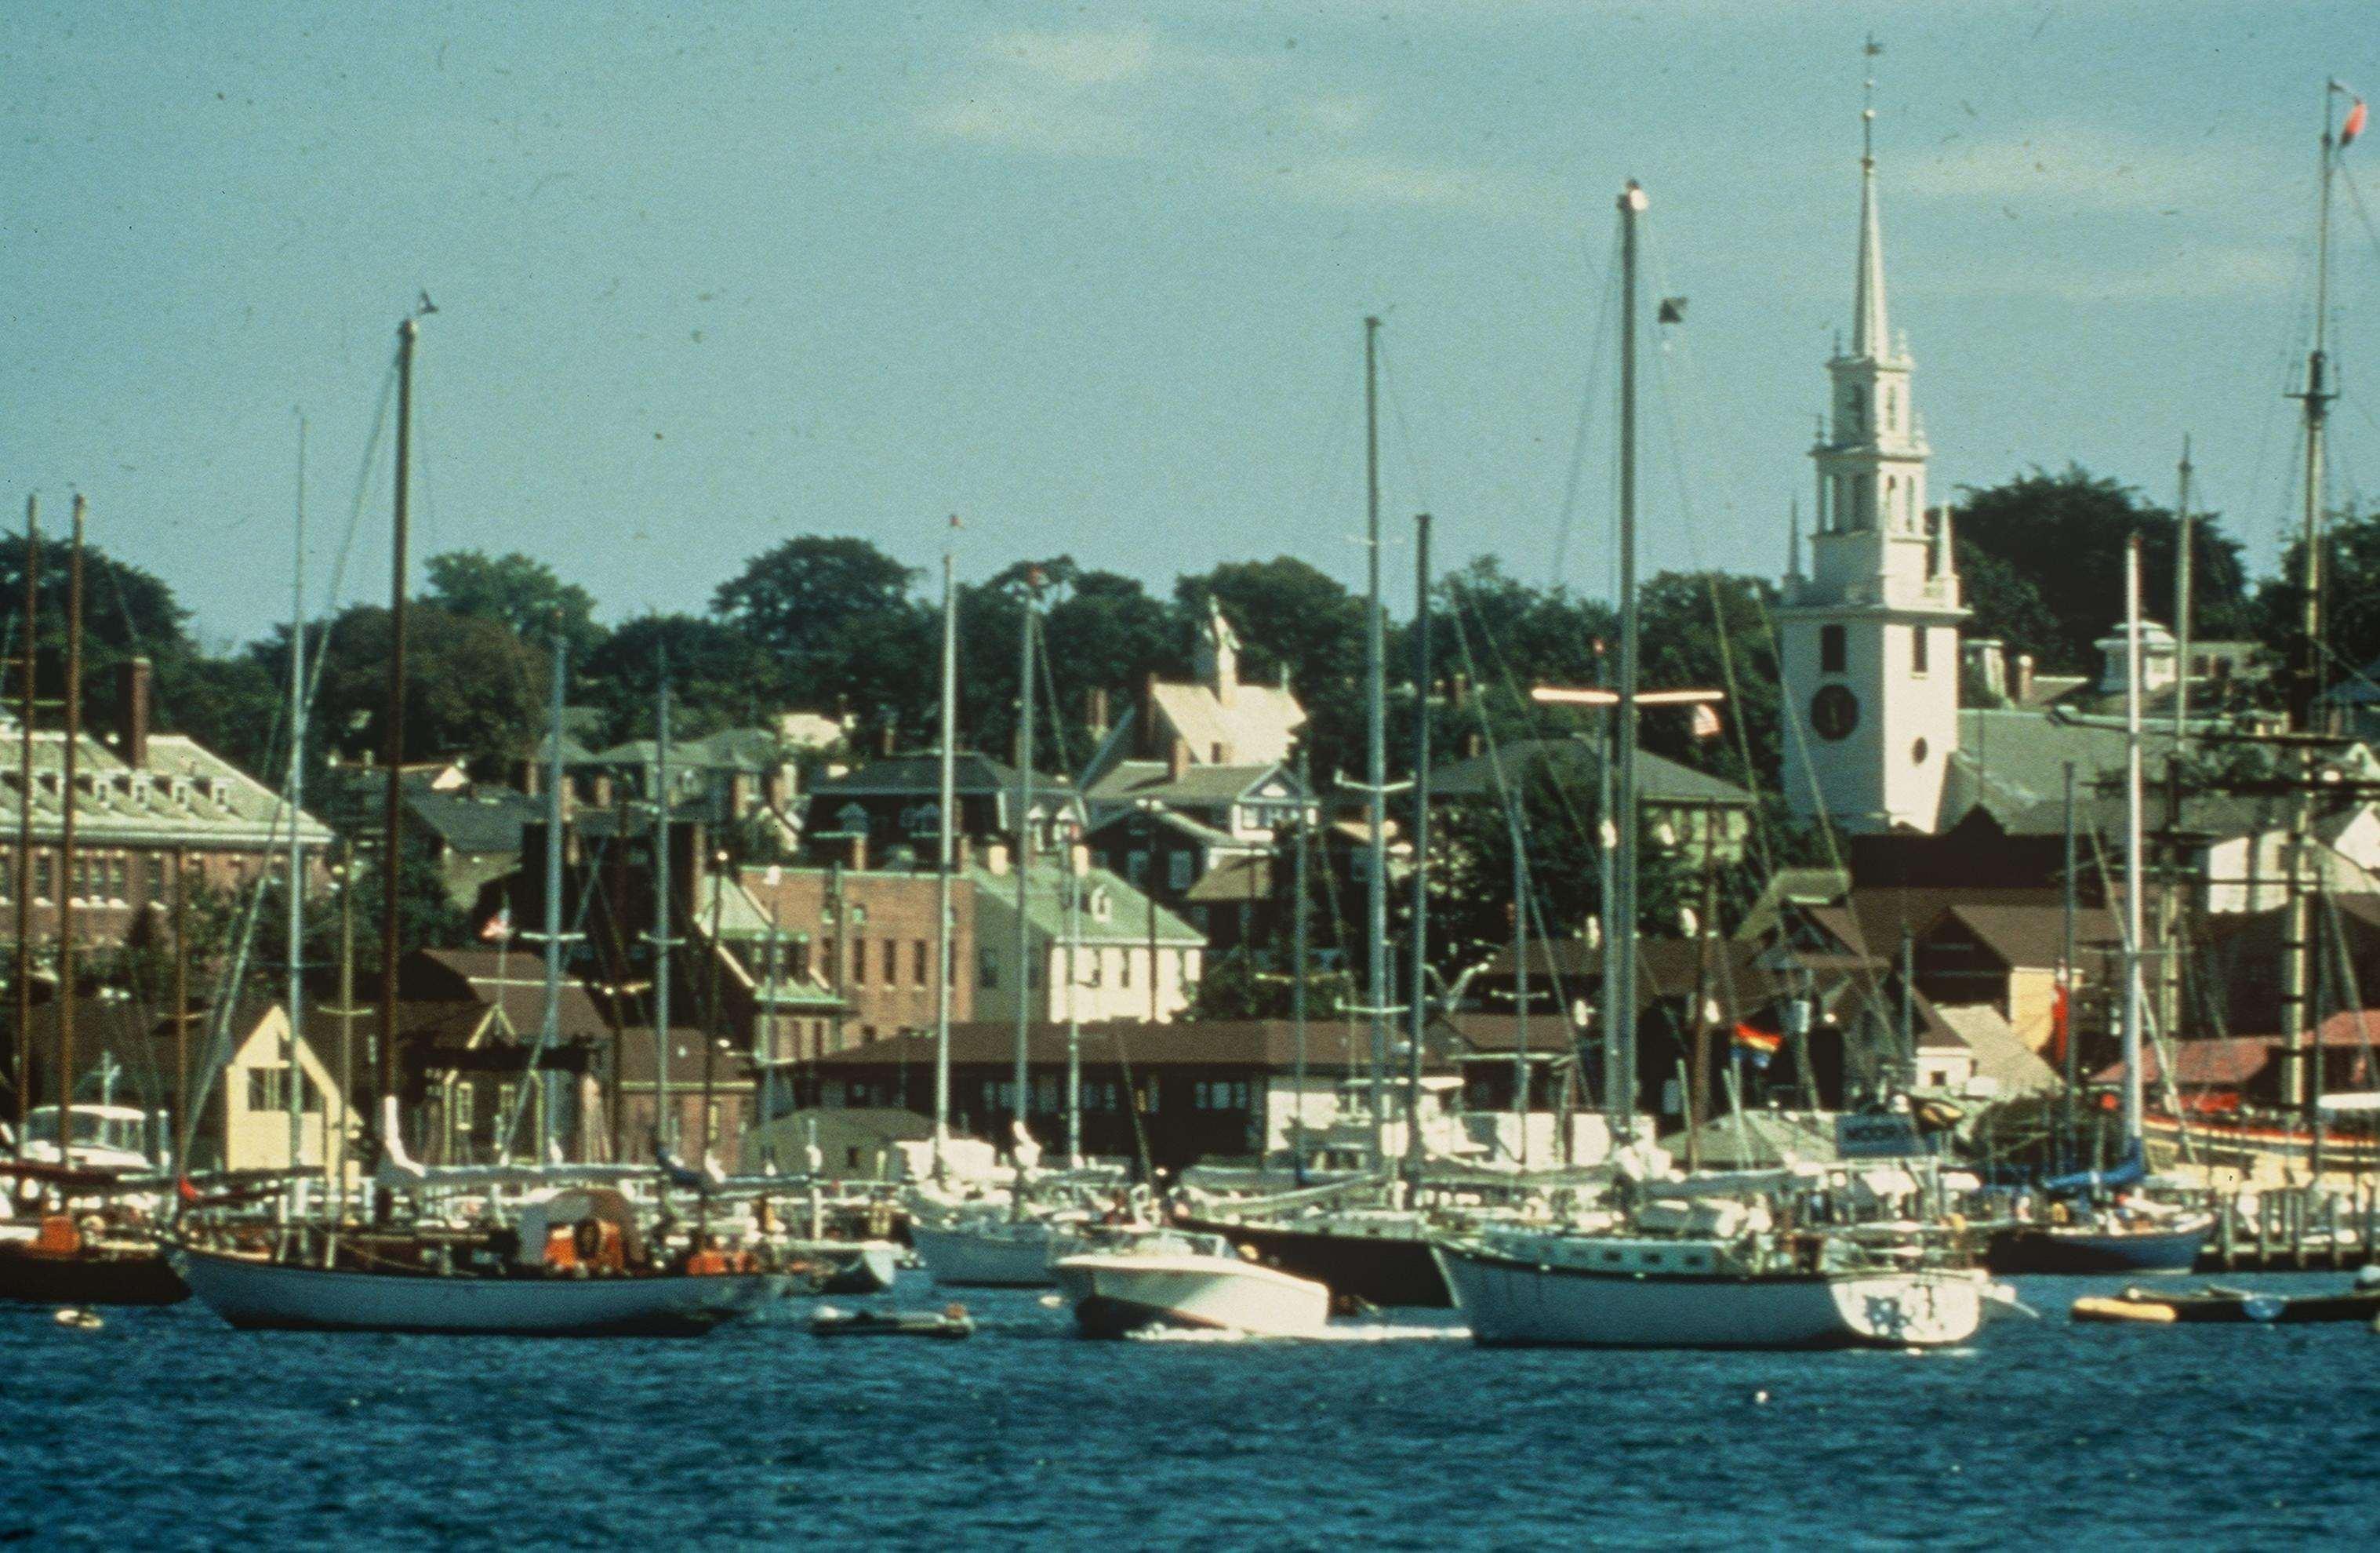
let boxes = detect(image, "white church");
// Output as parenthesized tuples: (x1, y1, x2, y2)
(1777, 100, 1968, 835)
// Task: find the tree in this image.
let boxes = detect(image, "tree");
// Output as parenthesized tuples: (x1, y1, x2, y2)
(2257, 505, 2380, 707)
(1954, 466, 2251, 673)
(299, 604, 547, 774)
(583, 613, 787, 744)
(956, 557, 1181, 773)
(423, 550, 605, 664)
(0, 529, 207, 750)
(712, 536, 930, 734)
(1634, 570, 1784, 794)
(1954, 542, 2058, 700)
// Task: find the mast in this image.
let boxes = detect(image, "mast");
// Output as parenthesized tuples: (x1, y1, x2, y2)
(332, 842, 353, 1220)
(2172, 438, 2195, 743)
(376, 318, 416, 1146)
(652, 649, 674, 1153)
(1363, 315, 1388, 1171)
(933, 534, 957, 1175)
(1012, 578, 1035, 1159)
(1610, 181, 1648, 1147)
(11, 495, 33, 1161)
(541, 632, 566, 1158)
(1509, 798, 1529, 1166)
(1064, 833, 1081, 1165)
(1404, 511, 1432, 1185)
(2060, 761, 2078, 1153)
(1291, 748, 1310, 1184)
(57, 496, 82, 1166)
(287, 414, 308, 1187)
(2122, 537, 2147, 1147)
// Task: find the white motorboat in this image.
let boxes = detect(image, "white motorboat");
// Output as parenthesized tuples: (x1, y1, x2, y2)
(910, 1217, 1070, 1287)
(172, 1245, 788, 1337)
(1431, 1219, 1992, 1350)
(787, 1238, 903, 1294)
(1052, 1230, 1332, 1338)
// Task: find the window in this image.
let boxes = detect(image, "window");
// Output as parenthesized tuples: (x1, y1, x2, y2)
(1126, 849, 1149, 886)
(979, 947, 999, 991)
(107, 855, 128, 901)
(881, 937, 899, 986)
(452, 1085, 474, 1132)
(788, 940, 810, 983)
(35, 853, 53, 901)
(913, 940, 929, 986)
(1168, 853, 1194, 892)
(1912, 626, 1930, 676)
(1820, 624, 1846, 675)
(1120, 953, 1132, 989)
(848, 938, 863, 986)
(145, 854, 164, 900)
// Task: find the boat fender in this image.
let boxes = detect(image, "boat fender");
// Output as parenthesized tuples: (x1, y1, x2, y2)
(2071, 1297, 2177, 1324)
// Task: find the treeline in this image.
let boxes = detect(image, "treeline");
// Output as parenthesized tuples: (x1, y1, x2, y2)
(0, 466, 2349, 809)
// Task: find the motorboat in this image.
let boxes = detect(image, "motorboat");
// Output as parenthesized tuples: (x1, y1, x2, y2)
(786, 1238, 903, 1295)
(910, 1213, 1077, 1288)
(1052, 1228, 1332, 1338)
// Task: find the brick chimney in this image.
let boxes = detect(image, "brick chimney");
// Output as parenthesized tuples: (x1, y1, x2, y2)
(846, 832, 868, 872)
(115, 657, 151, 767)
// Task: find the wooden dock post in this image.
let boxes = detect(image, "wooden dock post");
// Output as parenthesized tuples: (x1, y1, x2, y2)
(2219, 1191, 2236, 1270)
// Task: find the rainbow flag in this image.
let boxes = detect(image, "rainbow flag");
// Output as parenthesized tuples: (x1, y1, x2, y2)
(1731, 1024, 1780, 1067)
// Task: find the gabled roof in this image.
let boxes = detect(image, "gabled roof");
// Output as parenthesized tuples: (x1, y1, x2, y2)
(1146, 680, 1304, 768)
(1185, 853, 1273, 903)
(0, 729, 336, 850)
(808, 753, 1077, 804)
(1932, 900, 2121, 971)
(1084, 758, 1296, 809)
(1931, 1002, 2061, 1094)
(967, 862, 1201, 947)
(1429, 738, 1753, 806)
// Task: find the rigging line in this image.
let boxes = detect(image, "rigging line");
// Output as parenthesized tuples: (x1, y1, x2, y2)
(2081, 819, 2194, 1151)
(1441, 586, 1587, 1088)
(1551, 223, 1624, 591)
(495, 803, 634, 1156)
(1372, 332, 1435, 516)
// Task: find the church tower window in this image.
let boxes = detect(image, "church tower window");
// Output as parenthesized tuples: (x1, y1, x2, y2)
(1820, 625, 1846, 674)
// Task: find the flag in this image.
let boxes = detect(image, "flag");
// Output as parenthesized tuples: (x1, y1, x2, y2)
(1690, 703, 1722, 740)
(2347, 97, 2369, 147)
(1732, 1023, 1781, 1069)
(2048, 976, 2072, 1067)
(176, 1177, 200, 1205)
(1657, 296, 1688, 325)
(480, 906, 513, 944)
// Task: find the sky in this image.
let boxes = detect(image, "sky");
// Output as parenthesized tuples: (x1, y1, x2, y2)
(4, 1, 2377, 653)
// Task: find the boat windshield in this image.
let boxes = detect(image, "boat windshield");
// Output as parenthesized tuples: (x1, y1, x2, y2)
(27, 1107, 152, 1155)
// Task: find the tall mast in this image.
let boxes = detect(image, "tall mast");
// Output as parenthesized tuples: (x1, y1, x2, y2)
(541, 631, 566, 1158)
(376, 318, 416, 1138)
(11, 495, 34, 1161)
(2059, 761, 2078, 1155)
(1404, 511, 1432, 1185)
(1362, 315, 1387, 1171)
(288, 413, 308, 1185)
(1610, 181, 1648, 1146)
(933, 532, 957, 1175)
(56, 498, 83, 1164)
(2172, 437, 2195, 743)
(652, 648, 673, 1152)
(1012, 579, 1035, 1158)
(1291, 748, 1310, 1184)
(1064, 835, 1081, 1165)
(2122, 537, 2146, 1148)
(1510, 798, 1529, 1166)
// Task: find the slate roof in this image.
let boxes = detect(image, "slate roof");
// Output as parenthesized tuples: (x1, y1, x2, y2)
(1429, 738, 1753, 807)
(0, 729, 335, 851)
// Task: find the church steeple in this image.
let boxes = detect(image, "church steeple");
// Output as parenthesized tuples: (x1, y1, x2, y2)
(1851, 78, 1890, 361)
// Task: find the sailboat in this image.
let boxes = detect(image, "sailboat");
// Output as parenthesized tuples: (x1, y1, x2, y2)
(0, 496, 190, 1308)
(1436, 161, 1999, 1349)
(169, 317, 787, 1337)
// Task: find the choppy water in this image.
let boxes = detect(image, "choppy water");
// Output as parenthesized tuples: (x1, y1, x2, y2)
(3, 1271, 2376, 1550)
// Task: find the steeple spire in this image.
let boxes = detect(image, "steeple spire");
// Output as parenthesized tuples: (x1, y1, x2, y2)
(1851, 35, 1890, 360)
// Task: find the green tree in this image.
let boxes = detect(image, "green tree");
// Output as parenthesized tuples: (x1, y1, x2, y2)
(2256, 506, 2380, 710)
(300, 604, 547, 774)
(1954, 466, 2251, 672)
(1954, 542, 2058, 700)
(957, 558, 1181, 773)
(713, 536, 930, 735)
(423, 550, 605, 664)
(583, 613, 787, 743)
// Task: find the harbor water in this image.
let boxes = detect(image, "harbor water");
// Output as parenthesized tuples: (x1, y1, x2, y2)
(4, 1271, 2376, 1550)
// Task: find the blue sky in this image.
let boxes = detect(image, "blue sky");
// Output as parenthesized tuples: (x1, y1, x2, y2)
(3, 1, 2374, 650)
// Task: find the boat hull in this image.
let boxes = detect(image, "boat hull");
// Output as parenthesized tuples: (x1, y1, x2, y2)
(796, 1241, 903, 1295)
(910, 1222, 1059, 1288)
(1052, 1253, 1332, 1338)
(1987, 1218, 2210, 1275)
(172, 1249, 787, 1337)
(0, 1243, 188, 1308)
(1433, 1243, 1985, 1350)
(1177, 1215, 1449, 1308)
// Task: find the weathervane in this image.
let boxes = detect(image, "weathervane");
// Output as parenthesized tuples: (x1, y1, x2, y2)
(1862, 33, 1882, 164)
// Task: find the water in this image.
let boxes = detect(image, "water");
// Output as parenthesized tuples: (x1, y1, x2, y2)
(3, 1271, 2376, 1550)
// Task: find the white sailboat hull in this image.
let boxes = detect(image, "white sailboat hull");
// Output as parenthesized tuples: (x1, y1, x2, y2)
(1433, 1243, 1984, 1350)
(1052, 1252, 1332, 1338)
(910, 1221, 1062, 1287)
(172, 1248, 789, 1337)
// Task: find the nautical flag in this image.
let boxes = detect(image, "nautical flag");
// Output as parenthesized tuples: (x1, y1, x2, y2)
(2049, 976, 2072, 1067)
(1657, 296, 1688, 325)
(480, 906, 513, 944)
(1690, 702, 1722, 740)
(176, 1177, 200, 1205)
(2346, 97, 2369, 148)
(1732, 1023, 1781, 1068)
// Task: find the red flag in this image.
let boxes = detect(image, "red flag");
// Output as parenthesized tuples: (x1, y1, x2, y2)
(176, 1177, 200, 1204)
(2345, 97, 2367, 147)
(2048, 977, 2072, 1067)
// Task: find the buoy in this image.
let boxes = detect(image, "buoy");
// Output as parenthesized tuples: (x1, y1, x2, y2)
(53, 1308, 102, 1331)
(1037, 1293, 1065, 1308)
(1752, 1389, 1770, 1405)
(2071, 1297, 2177, 1324)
